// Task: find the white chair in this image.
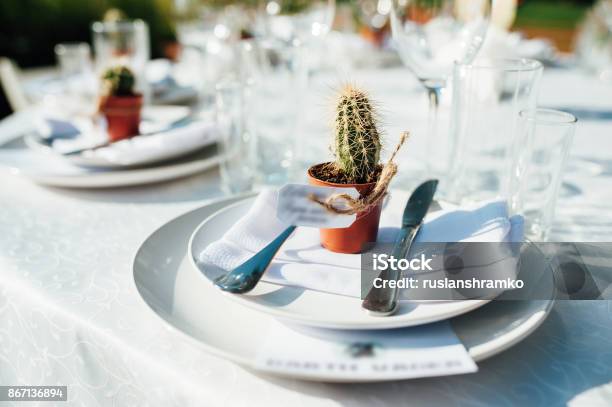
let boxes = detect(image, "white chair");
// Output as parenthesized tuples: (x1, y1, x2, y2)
(0, 58, 30, 112)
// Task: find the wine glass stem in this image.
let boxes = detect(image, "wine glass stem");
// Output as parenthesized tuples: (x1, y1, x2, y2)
(426, 84, 442, 176)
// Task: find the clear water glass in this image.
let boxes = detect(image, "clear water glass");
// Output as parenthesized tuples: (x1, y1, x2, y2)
(54, 43, 92, 79)
(390, 0, 491, 179)
(91, 20, 151, 100)
(215, 81, 256, 195)
(447, 58, 543, 204)
(53, 42, 97, 114)
(509, 109, 577, 241)
(257, 0, 336, 44)
(241, 39, 300, 186)
(248, 2, 336, 187)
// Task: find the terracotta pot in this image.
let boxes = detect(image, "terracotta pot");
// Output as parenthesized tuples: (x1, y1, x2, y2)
(100, 94, 143, 142)
(307, 165, 383, 254)
(408, 6, 434, 24)
(163, 41, 182, 62)
(359, 26, 387, 48)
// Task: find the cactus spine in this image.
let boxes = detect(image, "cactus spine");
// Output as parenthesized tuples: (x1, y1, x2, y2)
(101, 65, 137, 97)
(334, 85, 381, 184)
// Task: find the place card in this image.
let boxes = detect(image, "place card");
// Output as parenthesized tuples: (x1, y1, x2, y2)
(255, 321, 477, 380)
(276, 183, 359, 228)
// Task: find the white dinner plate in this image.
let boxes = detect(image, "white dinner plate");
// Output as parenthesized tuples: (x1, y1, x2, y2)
(0, 144, 222, 188)
(133, 196, 555, 382)
(189, 197, 494, 330)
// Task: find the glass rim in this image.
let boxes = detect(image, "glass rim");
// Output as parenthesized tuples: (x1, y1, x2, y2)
(92, 19, 147, 33)
(455, 58, 543, 72)
(519, 108, 578, 126)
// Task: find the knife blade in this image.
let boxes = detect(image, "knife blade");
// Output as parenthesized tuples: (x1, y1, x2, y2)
(361, 179, 438, 316)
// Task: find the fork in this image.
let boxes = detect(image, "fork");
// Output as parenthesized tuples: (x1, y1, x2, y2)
(214, 226, 297, 294)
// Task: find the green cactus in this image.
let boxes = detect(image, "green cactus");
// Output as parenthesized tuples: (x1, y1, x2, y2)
(101, 65, 137, 97)
(334, 85, 382, 184)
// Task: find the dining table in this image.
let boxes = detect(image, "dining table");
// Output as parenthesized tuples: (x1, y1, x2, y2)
(1, 62, 611, 406)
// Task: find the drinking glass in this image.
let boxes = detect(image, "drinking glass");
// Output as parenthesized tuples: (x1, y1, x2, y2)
(257, 0, 336, 89)
(173, 3, 249, 103)
(215, 80, 256, 195)
(390, 0, 491, 178)
(54, 43, 93, 79)
(53, 42, 97, 114)
(355, 0, 392, 46)
(92, 20, 151, 100)
(257, 0, 336, 44)
(240, 39, 299, 186)
(447, 58, 542, 204)
(509, 109, 577, 241)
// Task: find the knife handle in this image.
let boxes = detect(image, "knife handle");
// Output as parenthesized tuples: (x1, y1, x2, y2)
(362, 225, 420, 316)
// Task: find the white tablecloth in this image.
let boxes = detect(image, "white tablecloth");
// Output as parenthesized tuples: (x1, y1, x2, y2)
(1, 66, 611, 406)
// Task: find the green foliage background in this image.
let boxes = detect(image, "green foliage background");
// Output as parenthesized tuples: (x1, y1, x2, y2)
(0, 0, 176, 68)
(0, 0, 597, 68)
(514, 0, 592, 29)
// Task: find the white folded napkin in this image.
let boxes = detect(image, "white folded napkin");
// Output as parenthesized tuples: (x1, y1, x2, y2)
(35, 114, 216, 166)
(569, 381, 612, 407)
(199, 189, 524, 298)
(83, 121, 216, 166)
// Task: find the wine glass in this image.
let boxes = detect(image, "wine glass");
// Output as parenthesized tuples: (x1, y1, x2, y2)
(92, 20, 151, 101)
(390, 0, 491, 179)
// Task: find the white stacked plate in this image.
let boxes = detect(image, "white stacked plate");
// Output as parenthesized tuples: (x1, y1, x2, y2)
(133, 194, 555, 382)
(0, 106, 222, 188)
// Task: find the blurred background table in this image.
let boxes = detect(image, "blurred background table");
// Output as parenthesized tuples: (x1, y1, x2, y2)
(0, 62, 611, 405)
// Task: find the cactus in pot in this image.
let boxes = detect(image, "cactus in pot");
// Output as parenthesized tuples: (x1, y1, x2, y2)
(98, 65, 143, 142)
(334, 86, 382, 184)
(101, 65, 137, 96)
(308, 85, 386, 254)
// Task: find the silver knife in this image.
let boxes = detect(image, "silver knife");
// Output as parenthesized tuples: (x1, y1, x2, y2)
(362, 179, 438, 316)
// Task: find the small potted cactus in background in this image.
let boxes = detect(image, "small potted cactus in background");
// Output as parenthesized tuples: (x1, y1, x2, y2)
(98, 65, 142, 142)
(308, 85, 387, 254)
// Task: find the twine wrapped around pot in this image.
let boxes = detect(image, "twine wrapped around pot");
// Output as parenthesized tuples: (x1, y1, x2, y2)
(309, 132, 409, 215)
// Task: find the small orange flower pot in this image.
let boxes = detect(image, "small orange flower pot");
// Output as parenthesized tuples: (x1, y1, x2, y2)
(163, 41, 182, 62)
(100, 94, 143, 142)
(359, 26, 387, 48)
(308, 165, 382, 254)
